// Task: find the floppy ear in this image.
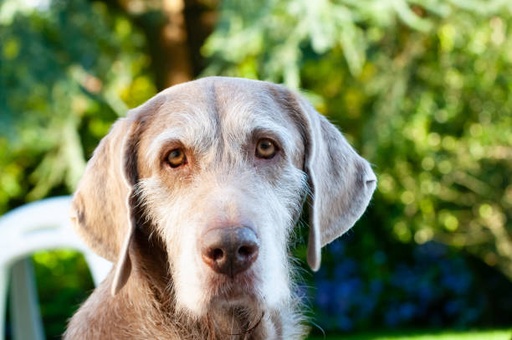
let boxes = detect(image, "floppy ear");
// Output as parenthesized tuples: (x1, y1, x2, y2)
(70, 117, 137, 296)
(293, 95, 377, 271)
(70, 95, 164, 296)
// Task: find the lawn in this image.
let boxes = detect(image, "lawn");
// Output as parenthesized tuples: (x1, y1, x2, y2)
(308, 329, 512, 340)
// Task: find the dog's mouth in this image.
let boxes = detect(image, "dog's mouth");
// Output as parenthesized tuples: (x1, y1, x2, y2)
(206, 273, 266, 335)
(208, 270, 260, 302)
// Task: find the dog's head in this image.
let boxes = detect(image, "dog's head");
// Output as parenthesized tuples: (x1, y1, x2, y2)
(71, 77, 376, 317)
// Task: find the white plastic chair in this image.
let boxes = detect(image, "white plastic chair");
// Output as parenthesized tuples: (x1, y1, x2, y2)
(0, 196, 112, 340)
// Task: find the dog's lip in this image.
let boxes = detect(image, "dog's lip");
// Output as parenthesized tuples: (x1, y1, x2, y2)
(209, 286, 260, 308)
(208, 271, 258, 298)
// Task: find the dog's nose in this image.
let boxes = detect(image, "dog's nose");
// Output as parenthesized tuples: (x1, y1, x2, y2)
(201, 226, 259, 277)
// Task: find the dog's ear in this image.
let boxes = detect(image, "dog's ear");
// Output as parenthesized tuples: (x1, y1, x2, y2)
(285, 91, 377, 271)
(71, 96, 163, 296)
(70, 117, 137, 296)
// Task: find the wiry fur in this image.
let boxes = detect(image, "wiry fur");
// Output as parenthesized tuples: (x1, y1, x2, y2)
(65, 77, 376, 339)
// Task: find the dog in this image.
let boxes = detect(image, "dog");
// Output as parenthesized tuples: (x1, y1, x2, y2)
(64, 77, 376, 339)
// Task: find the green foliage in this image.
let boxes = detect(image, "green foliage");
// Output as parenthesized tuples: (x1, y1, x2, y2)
(32, 251, 95, 338)
(203, 0, 438, 86)
(0, 0, 155, 213)
(204, 0, 512, 280)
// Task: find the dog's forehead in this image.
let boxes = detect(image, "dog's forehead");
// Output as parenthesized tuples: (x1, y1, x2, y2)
(144, 78, 300, 154)
(161, 77, 290, 125)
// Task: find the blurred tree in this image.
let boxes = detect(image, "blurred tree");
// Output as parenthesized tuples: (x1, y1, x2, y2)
(0, 0, 154, 211)
(95, 0, 217, 88)
(0, 0, 216, 214)
(203, 0, 512, 280)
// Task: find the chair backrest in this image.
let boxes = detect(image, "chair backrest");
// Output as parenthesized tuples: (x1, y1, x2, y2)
(0, 196, 112, 340)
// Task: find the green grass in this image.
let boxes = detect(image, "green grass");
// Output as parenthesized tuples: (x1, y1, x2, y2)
(308, 329, 512, 340)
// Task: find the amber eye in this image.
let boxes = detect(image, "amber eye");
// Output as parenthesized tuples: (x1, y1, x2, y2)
(166, 148, 187, 168)
(255, 138, 278, 159)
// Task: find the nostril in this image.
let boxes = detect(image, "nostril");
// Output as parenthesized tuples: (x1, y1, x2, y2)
(237, 244, 258, 266)
(209, 248, 225, 261)
(203, 247, 227, 270)
(238, 245, 252, 257)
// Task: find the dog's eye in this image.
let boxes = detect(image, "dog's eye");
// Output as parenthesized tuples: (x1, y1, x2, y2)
(167, 148, 187, 168)
(255, 138, 278, 159)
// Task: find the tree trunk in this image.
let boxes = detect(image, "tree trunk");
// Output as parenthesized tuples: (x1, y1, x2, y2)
(160, 0, 193, 87)
(98, 0, 217, 90)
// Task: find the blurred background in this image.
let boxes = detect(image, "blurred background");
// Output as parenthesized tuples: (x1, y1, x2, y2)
(1, 0, 511, 338)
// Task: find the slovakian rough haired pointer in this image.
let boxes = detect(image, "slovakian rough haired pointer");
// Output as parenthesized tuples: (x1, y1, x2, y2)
(65, 77, 376, 339)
